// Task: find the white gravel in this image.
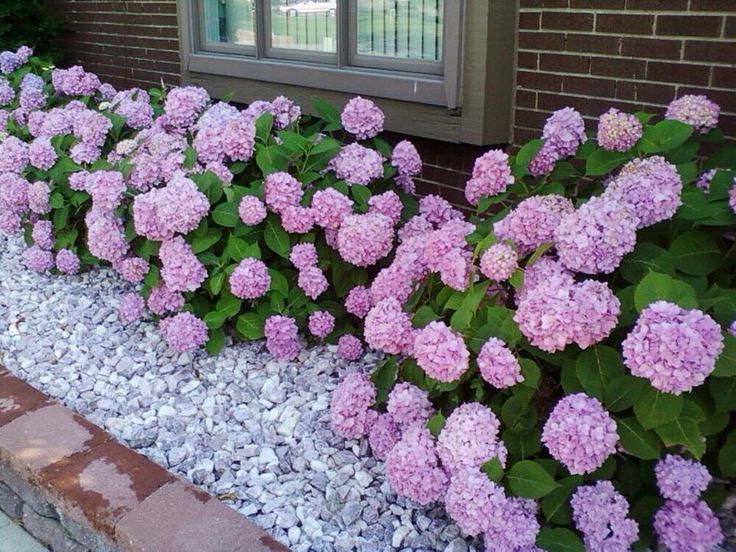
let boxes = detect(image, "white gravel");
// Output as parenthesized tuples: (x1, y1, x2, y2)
(0, 234, 478, 552)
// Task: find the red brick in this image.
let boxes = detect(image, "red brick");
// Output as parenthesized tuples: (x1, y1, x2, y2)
(647, 61, 711, 86)
(515, 108, 549, 129)
(115, 481, 289, 552)
(689, 0, 736, 10)
(519, 12, 541, 30)
(570, 0, 625, 8)
(590, 57, 646, 79)
(519, 31, 566, 51)
(657, 15, 724, 37)
(518, 51, 538, 70)
(726, 17, 736, 38)
(684, 40, 736, 64)
(563, 75, 616, 96)
(539, 53, 591, 74)
(516, 89, 538, 110)
(712, 66, 736, 89)
(537, 92, 589, 113)
(518, 70, 564, 92)
(542, 12, 594, 32)
(566, 33, 621, 55)
(616, 81, 677, 105)
(0, 373, 52, 428)
(626, 0, 688, 8)
(621, 37, 682, 60)
(596, 14, 654, 35)
(522, 0, 569, 7)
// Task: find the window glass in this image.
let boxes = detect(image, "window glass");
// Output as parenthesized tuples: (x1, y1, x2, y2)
(202, 0, 256, 46)
(270, 1, 337, 53)
(356, 0, 443, 62)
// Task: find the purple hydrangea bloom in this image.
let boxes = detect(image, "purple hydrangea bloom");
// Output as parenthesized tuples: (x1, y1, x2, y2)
(344, 285, 373, 318)
(368, 190, 402, 225)
(386, 382, 433, 429)
(269, 96, 301, 129)
(159, 312, 208, 353)
(0, 173, 30, 214)
(264, 172, 303, 214)
(23, 245, 54, 273)
(464, 150, 514, 206)
(330, 372, 376, 439)
(418, 194, 462, 226)
(289, 243, 318, 270)
(542, 393, 618, 474)
(364, 298, 415, 355)
(28, 137, 58, 171)
(85, 170, 126, 211)
(571, 481, 639, 552)
(542, 106, 587, 158)
(654, 500, 724, 552)
(337, 213, 394, 267)
(117, 257, 150, 284)
(479, 243, 518, 282)
(280, 205, 314, 234)
(31, 220, 54, 250)
(329, 143, 384, 186)
(222, 112, 256, 161)
(51, 66, 101, 96)
(110, 88, 154, 129)
(55, 249, 80, 274)
(341, 96, 384, 140)
(238, 195, 267, 225)
(308, 310, 335, 339)
(391, 140, 422, 177)
(264, 315, 300, 361)
(311, 188, 353, 230)
(27, 182, 50, 215)
(477, 337, 523, 388)
(436, 402, 506, 474)
(147, 284, 185, 316)
(413, 321, 469, 383)
(368, 413, 401, 460)
(337, 335, 363, 361)
(494, 194, 574, 255)
(229, 258, 270, 300)
(385, 424, 448, 506)
(0, 78, 15, 105)
(0, 136, 30, 174)
(666, 94, 720, 134)
(85, 208, 129, 264)
(622, 301, 724, 395)
(484, 497, 542, 551)
(656, 455, 712, 505)
(119, 293, 145, 323)
(159, 236, 207, 293)
(297, 266, 329, 299)
(597, 108, 643, 152)
(162, 86, 210, 131)
(445, 467, 507, 536)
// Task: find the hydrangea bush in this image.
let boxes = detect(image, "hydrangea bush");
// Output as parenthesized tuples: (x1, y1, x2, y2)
(330, 98, 736, 549)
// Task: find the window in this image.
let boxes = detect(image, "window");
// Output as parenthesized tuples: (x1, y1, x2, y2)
(180, 1, 518, 145)
(187, 0, 460, 106)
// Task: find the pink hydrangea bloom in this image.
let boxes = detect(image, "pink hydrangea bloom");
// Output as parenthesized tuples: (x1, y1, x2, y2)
(654, 500, 723, 552)
(341, 96, 384, 140)
(597, 108, 643, 152)
(436, 402, 506, 474)
(656, 455, 711, 505)
(604, 156, 682, 229)
(308, 310, 335, 339)
(571, 481, 640, 552)
(159, 312, 208, 353)
(147, 284, 185, 316)
(336, 213, 394, 267)
(494, 194, 574, 255)
(730, 182, 736, 214)
(477, 337, 523, 388)
(385, 424, 448, 506)
(85, 170, 126, 211)
(622, 301, 723, 395)
(542, 393, 618, 475)
(269, 96, 301, 129)
(280, 205, 314, 234)
(0, 79, 14, 105)
(368, 413, 401, 460)
(23, 245, 54, 273)
(569, 280, 621, 349)
(528, 140, 561, 177)
(0, 173, 29, 214)
(391, 140, 422, 177)
(465, 150, 514, 206)
(364, 298, 414, 355)
(297, 266, 329, 299)
(445, 468, 507, 537)
(729, 320, 736, 337)
(55, 249, 80, 274)
(479, 243, 518, 281)
(310, 188, 353, 230)
(344, 285, 373, 318)
(337, 334, 363, 361)
(289, 242, 318, 270)
(51, 65, 101, 96)
(85, 208, 129, 264)
(159, 236, 207, 293)
(419, 194, 462, 226)
(413, 321, 469, 382)
(264, 172, 303, 214)
(238, 195, 267, 225)
(514, 276, 578, 352)
(369, 264, 415, 305)
(28, 137, 57, 170)
(542, 107, 587, 158)
(27, 182, 50, 215)
(368, 190, 403, 225)
(110, 88, 154, 130)
(0, 211, 21, 235)
(329, 143, 384, 186)
(554, 196, 638, 274)
(31, 220, 53, 250)
(162, 86, 209, 131)
(330, 372, 376, 439)
(386, 382, 433, 429)
(398, 214, 433, 241)
(484, 497, 542, 552)
(229, 258, 270, 299)
(193, 125, 226, 164)
(69, 142, 101, 164)
(0, 136, 29, 173)
(119, 293, 145, 323)
(222, 112, 256, 161)
(666, 94, 720, 134)
(117, 257, 150, 284)
(264, 315, 300, 361)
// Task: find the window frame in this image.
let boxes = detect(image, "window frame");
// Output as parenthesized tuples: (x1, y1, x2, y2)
(185, 0, 463, 108)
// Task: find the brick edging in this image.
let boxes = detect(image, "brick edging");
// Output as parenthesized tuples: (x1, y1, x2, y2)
(0, 366, 288, 552)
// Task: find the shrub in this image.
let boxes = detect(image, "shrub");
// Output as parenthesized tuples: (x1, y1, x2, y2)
(0, 2, 63, 61)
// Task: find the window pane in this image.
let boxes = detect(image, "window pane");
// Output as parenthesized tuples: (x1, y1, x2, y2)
(270, 1, 337, 53)
(202, 0, 255, 46)
(356, 0, 443, 62)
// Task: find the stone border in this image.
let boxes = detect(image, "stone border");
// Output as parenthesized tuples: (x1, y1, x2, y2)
(0, 365, 289, 552)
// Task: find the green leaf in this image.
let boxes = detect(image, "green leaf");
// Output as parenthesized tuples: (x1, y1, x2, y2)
(412, 305, 441, 328)
(513, 139, 543, 177)
(718, 431, 736, 477)
(617, 416, 661, 460)
(502, 397, 537, 434)
(634, 270, 697, 312)
(542, 475, 583, 525)
(191, 229, 222, 254)
(313, 98, 341, 125)
(371, 358, 397, 405)
(450, 281, 489, 332)
(655, 414, 705, 459)
(227, 235, 259, 261)
(634, 386, 683, 429)
(585, 149, 630, 176)
(49, 192, 65, 209)
(710, 376, 736, 412)
(520, 358, 541, 389)
(205, 328, 225, 355)
(216, 296, 242, 318)
(575, 346, 625, 401)
(426, 412, 446, 438)
(481, 457, 504, 482)
(507, 460, 558, 499)
(255, 112, 274, 142)
(604, 375, 646, 412)
(713, 334, 736, 377)
(236, 312, 265, 340)
(351, 184, 371, 207)
(620, 243, 675, 284)
(208, 271, 225, 295)
(640, 119, 693, 153)
(211, 202, 239, 228)
(255, 145, 288, 174)
(203, 311, 227, 330)
(536, 528, 585, 552)
(503, 429, 542, 460)
(268, 268, 289, 296)
(264, 216, 290, 258)
(669, 230, 722, 276)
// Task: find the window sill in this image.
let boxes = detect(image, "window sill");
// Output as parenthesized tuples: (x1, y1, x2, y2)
(187, 52, 451, 107)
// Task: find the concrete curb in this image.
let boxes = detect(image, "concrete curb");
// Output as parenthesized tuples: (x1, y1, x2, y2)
(0, 366, 289, 552)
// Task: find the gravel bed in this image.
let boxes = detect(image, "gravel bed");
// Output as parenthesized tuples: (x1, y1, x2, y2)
(0, 234, 478, 552)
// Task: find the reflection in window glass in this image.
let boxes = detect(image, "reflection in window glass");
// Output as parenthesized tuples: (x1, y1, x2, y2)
(202, 0, 255, 46)
(270, 1, 337, 53)
(357, 0, 443, 62)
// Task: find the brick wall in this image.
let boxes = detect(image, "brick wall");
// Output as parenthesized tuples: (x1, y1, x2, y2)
(46, 0, 181, 90)
(46, 0, 735, 204)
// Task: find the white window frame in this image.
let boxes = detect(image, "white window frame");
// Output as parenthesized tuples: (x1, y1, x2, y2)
(182, 0, 464, 108)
